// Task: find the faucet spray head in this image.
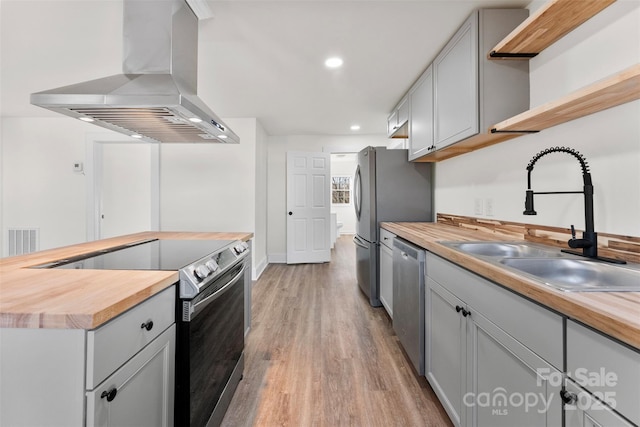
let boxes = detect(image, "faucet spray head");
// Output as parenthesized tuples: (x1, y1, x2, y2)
(524, 190, 537, 215)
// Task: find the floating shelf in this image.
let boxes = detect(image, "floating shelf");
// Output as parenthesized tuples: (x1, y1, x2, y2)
(489, 0, 617, 58)
(414, 64, 640, 162)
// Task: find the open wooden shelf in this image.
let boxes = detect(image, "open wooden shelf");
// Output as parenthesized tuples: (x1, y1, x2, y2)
(492, 63, 640, 132)
(415, 64, 640, 162)
(489, 0, 616, 58)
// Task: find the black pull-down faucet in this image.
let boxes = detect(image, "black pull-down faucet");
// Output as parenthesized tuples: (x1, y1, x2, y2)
(523, 146, 625, 264)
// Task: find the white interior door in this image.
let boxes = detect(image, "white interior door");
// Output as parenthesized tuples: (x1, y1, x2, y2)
(286, 151, 331, 264)
(96, 142, 158, 239)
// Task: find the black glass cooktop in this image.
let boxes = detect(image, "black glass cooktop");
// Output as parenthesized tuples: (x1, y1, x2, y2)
(39, 239, 234, 271)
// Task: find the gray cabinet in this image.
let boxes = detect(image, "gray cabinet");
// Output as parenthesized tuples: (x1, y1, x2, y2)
(0, 286, 176, 427)
(565, 320, 640, 426)
(379, 228, 395, 317)
(426, 278, 466, 426)
(425, 253, 562, 427)
(431, 9, 529, 152)
(408, 66, 434, 160)
(86, 325, 175, 427)
(387, 96, 409, 138)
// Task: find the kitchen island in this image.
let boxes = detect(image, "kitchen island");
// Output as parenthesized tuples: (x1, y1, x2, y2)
(0, 231, 252, 427)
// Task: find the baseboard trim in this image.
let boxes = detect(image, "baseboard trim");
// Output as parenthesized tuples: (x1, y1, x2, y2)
(268, 253, 287, 264)
(253, 256, 268, 280)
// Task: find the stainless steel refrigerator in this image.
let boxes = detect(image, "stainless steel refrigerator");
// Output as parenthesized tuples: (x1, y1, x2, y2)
(353, 146, 433, 307)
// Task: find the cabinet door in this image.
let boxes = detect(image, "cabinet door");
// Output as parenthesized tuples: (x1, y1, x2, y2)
(426, 278, 466, 427)
(379, 241, 394, 317)
(387, 110, 398, 136)
(409, 66, 434, 161)
(433, 11, 478, 149)
(564, 379, 634, 427)
(86, 325, 175, 427)
(467, 310, 561, 427)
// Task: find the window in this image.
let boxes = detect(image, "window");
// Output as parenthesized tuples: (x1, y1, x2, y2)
(332, 176, 351, 204)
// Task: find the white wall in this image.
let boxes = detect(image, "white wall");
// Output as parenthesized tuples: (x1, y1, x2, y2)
(331, 153, 358, 235)
(160, 117, 268, 279)
(2, 118, 92, 253)
(435, 0, 640, 237)
(266, 134, 388, 261)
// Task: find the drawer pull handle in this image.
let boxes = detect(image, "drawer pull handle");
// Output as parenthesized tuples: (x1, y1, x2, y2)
(140, 320, 154, 331)
(101, 388, 117, 402)
(455, 306, 471, 317)
(560, 390, 577, 405)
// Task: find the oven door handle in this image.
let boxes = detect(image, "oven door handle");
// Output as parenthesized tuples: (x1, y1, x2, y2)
(191, 264, 246, 318)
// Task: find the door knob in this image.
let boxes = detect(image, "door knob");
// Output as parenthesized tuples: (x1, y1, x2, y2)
(288, 212, 293, 216)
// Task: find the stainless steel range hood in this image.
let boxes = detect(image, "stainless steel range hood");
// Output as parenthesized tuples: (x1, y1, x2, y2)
(31, 0, 238, 144)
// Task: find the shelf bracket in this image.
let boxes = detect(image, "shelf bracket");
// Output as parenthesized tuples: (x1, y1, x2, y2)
(489, 51, 538, 58)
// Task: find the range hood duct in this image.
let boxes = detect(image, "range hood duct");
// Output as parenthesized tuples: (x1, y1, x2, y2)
(31, 0, 238, 144)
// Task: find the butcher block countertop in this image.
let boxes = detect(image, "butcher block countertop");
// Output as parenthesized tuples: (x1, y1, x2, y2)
(0, 231, 253, 330)
(381, 222, 640, 351)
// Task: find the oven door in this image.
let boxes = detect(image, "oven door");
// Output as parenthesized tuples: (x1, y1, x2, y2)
(175, 260, 246, 427)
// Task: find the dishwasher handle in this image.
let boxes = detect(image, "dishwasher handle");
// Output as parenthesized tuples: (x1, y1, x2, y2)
(393, 238, 425, 262)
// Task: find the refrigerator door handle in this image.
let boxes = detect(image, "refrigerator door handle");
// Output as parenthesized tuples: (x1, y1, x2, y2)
(353, 235, 368, 249)
(354, 165, 362, 220)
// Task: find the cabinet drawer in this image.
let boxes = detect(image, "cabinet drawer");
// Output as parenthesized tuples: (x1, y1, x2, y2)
(86, 286, 175, 389)
(566, 320, 640, 426)
(426, 252, 563, 369)
(380, 228, 396, 249)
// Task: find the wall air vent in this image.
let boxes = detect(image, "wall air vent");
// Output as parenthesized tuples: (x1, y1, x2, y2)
(7, 228, 39, 256)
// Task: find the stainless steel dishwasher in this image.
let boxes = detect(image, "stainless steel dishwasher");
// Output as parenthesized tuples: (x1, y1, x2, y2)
(392, 237, 425, 375)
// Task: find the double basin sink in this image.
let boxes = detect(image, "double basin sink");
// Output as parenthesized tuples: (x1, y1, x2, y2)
(441, 241, 640, 292)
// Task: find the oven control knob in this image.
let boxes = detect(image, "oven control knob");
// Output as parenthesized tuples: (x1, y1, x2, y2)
(194, 264, 211, 280)
(234, 243, 248, 254)
(205, 260, 219, 272)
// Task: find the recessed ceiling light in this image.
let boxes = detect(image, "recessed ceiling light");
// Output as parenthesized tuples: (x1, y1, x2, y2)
(350, 125, 361, 131)
(325, 57, 343, 68)
(79, 117, 94, 122)
(131, 134, 143, 139)
(189, 117, 202, 123)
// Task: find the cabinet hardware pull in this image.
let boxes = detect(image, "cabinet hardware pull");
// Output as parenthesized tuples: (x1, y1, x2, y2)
(140, 320, 154, 331)
(455, 306, 471, 317)
(101, 388, 117, 402)
(559, 390, 577, 405)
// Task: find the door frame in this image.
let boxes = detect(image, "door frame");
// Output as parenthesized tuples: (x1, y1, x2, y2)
(85, 133, 160, 241)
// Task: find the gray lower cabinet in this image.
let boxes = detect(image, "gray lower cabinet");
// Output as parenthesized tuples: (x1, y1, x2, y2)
(0, 286, 176, 427)
(432, 9, 529, 151)
(565, 320, 640, 426)
(86, 325, 175, 427)
(379, 228, 395, 317)
(426, 252, 562, 427)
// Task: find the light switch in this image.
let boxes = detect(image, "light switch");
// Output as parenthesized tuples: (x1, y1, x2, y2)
(73, 162, 83, 173)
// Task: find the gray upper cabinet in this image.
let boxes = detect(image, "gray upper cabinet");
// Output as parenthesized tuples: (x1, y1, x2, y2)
(433, 13, 478, 149)
(387, 95, 409, 138)
(434, 9, 529, 151)
(408, 65, 434, 161)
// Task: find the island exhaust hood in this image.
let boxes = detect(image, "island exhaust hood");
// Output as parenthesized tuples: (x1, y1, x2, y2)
(30, 0, 239, 144)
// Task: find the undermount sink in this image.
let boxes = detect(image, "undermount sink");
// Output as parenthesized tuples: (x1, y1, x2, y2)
(499, 258, 640, 292)
(442, 241, 564, 258)
(440, 240, 640, 292)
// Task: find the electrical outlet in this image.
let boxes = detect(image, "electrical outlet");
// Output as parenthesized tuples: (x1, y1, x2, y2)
(485, 198, 494, 216)
(474, 198, 484, 215)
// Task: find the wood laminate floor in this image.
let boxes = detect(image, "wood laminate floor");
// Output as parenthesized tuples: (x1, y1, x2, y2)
(221, 235, 452, 427)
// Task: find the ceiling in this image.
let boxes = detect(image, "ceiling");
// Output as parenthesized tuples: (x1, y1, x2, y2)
(1, 0, 531, 137)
